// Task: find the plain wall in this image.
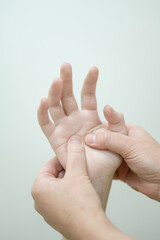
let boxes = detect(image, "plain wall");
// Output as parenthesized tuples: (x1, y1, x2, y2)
(1, 0, 160, 239)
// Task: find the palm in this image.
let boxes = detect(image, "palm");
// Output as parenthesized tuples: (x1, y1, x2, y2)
(50, 109, 121, 180)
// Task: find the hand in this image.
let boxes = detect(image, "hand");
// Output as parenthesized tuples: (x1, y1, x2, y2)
(31, 136, 133, 240)
(32, 136, 103, 239)
(37, 63, 127, 209)
(85, 113, 160, 201)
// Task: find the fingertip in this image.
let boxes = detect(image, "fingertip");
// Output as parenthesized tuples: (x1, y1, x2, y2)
(48, 77, 63, 104)
(103, 105, 127, 134)
(69, 135, 82, 144)
(38, 98, 49, 112)
(90, 66, 99, 75)
(103, 104, 114, 115)
(103, 105, 121, 123)
(104, 104, 112, 111)
(68, 135, 84, 152)
(89, 66, 99, 82)
(40, 97, 48, 105)
(82, 66, 99, 89)
(85, 134, 96, 145)
(54, 77, 62, 82)
(85, 132, 110, 150)
(60, 62, 72, 73)
(51, 77, 63, 88)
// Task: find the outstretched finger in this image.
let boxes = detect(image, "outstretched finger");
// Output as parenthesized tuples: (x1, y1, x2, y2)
(81, 66, 99, 111)
(48, 77, 66, 125)
(37, 98, 55, 138)
(60, 63, 79, 115)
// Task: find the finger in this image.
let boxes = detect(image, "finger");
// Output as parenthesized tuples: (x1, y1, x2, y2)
(48, 77, 66, 125)
(60, 62, 79, 115)
(38, 157, 64, 178)
(31, 157, 64, 211)
(37, 98, 55, 138)
(66, 136, 87, 176)
(58, 170, 65, 179)
(85, 130, 135, 158)
(81, 66, 99, 110)
(104, 105, 127, 135)
(113, 161, 129, 181)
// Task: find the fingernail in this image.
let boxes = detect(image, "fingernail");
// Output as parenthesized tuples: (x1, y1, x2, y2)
(86, 134, 96, 144)
(70, 136, 81, 143)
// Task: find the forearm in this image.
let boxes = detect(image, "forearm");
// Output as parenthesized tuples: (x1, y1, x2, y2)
(78, 213, 135, 240)
(61, 210, 135, 240)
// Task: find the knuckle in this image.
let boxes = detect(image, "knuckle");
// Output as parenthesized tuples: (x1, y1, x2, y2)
(123, 138, 135, 157)
(105, 131, 112, 145)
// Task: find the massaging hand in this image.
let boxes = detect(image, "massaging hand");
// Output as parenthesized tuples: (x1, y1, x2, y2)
(37, 63, 127, 209)
(85, 119, 160, 201)
(31, 136, 133, 240)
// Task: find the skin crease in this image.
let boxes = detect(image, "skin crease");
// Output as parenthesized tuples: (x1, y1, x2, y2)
(85, 123, 160, 202)
(31, 136, 134, 240)
(37, 63, 128, 210)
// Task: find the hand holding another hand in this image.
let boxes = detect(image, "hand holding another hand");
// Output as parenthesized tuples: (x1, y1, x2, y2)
(85, 114, 160, 201)
(32, 63, 159, 240)
(37, 63, 127, 210)
(31, 136, 133, 240)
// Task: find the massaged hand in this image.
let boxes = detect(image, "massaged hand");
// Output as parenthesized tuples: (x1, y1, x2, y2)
(37, 63, 128, 209)
(31, 136, 133, 240)
(85, 120, 160, 201)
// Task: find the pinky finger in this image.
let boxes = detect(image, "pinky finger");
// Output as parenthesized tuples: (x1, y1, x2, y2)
(37, 98, 55, 138)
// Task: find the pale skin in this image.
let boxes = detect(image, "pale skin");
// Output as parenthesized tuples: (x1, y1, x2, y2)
(32, 63, 160, 239)
(31, 136, 134, 240)
(85, 123, 160, 201)
(37, 63, 127, 210)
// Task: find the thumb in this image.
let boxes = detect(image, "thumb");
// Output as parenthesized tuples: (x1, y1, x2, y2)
(85, 131, 135, 159)
(66, 135, 88, 176)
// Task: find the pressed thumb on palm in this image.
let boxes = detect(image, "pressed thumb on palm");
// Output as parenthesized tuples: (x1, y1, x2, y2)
(66, 136, 88, 176)
(85, 131, 134, 158)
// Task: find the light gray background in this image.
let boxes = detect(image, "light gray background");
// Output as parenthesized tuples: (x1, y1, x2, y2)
(1, 0, 160, 239)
